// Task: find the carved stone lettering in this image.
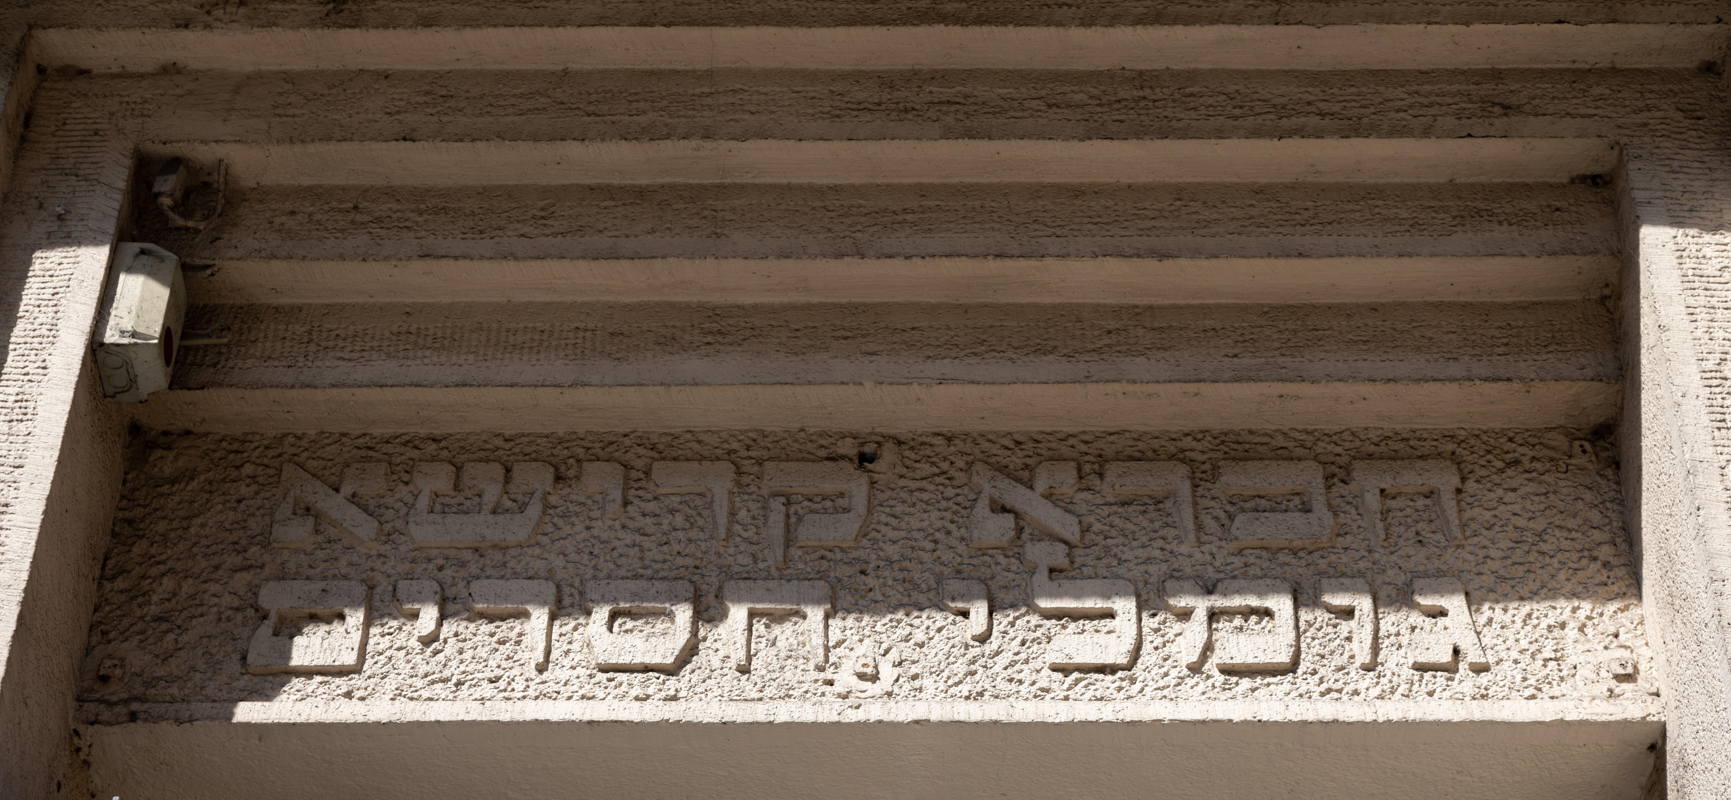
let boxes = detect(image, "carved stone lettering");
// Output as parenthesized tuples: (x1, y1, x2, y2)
(764, 461, 872, 567)
(939, 578, 992, 643)
(393, 579, 442, 644)
(408, 462, 554, 548)
(1103, 461, 1198, 544)
(469, 579, 556, 672)
(652, 461, 736, 541)
(968, 462, 1081, 548)
(1217, 461, 1335, 550)
(1025, 540, 1139, 670)
(271, 463, 385, 548)
(586, 579, 697, 673)
(246, 580, 370, 674)
(579, 461, 627, 520)
(1319, 577, 1377, 670)
(1165, 578, 1298, 674)
(1410, 577, 1490, 672)
(1352, 460, 1462, 546)
(1032, 461, 1080, 497)
(721, 580, 832, 672)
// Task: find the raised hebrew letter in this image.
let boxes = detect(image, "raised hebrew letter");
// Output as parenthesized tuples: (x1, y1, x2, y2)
(764, 461, 871, 567)
(652, 461, 735, 541)
(271, 463, 386, 548)
(968, 462, 1081, 548)
(393, 579, 442, 643)
(587, 580, 696, 673)
(1103, 461, 1198, 544)
(1319, 578, 1377, 670)
(940, 578, 991, 643)
(1352, 460, 1462, 546)
(407, 462, 554, 548)
(1410, 577, 1489, 672)
(721, 580, 832, 672)
(247, 580, 370, 674)
(579, 461, 627, 520)
(1025, 540, 1139, 670)
(469, 579, 556, 671)
(1217, 461, 1335, 550)
(1165, 578, 1298, 674)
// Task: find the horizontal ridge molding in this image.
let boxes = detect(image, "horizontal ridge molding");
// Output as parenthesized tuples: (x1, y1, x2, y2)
(189, 255, 1617, 304)
(132, 381, 1619, 433)
(86, 699, 1658, 725)
(148, 182, 1614, 261)
(155, 139, 1618, 186)
(36, 24, 1726, 72)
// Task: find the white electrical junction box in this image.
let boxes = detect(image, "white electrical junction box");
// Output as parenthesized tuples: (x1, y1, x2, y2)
(93, 242, 185, 403)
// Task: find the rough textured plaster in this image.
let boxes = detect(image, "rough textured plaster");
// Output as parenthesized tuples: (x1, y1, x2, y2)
(1621, 148, 1731, 799)
(0, 16, 1727, 799)
(0, 85, 129, 799)
(81, 428, 1650, 706)
(169, 301, 1618, 389)
(26, 26, 1726, 73)
(143, 182, 1615, 261)
(37, 68, 1721, 144)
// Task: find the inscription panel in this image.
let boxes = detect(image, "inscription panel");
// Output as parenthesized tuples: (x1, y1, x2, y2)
(83, 429, 1651, 705)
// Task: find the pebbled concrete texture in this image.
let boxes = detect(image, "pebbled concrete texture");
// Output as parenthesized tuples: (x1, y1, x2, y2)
(170, 301, 1620, 389)
(0, 10, 1726, 798)
(40, 68, 1723, 144)
(146, 182, 1615, 261)
(80, 428, 1650, 706)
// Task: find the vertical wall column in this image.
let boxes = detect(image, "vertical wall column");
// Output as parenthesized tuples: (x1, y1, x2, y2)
(0, 88, 130, 798)
(1621, 142, 1731, 800)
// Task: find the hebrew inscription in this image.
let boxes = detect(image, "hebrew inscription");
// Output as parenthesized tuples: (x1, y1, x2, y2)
(579, 461, 627, 520)
(588, 580, 697, 673)
(1166, 578, 1298, 674)
(393, 579, 442, 644)
(84, 430, 1650, 707)
(1353, 460, 1462, 546)
(1218, 460, 1335, 550)
(409, 462, 554, 548)
(469, 579, 556, 671)
(940, 578, 992, 643)
(1103, 461, 1197, 544)
(1026, 541, 1139, 670)
(763, 461, 871, 567)
(652, 461, 735, 541)
(1319, 578, 1377, 671)
(969, 462, 1081, 548)
(271, 463, 385, 548)
(1410, 577, 1489, 672)
(722, 580, 833, 672)
(247, 580, 370, 674)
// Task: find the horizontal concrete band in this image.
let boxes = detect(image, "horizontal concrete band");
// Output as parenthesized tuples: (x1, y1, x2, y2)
(84, 699, 1659, 725)
(189, 256, 1617, 304)
(33, 25, 1727, 71)
(151, 138, 1619, 186)
(155, 182, 1614, 262)
(132, 381, 1619, 432)
(82, 708, 1662, 800)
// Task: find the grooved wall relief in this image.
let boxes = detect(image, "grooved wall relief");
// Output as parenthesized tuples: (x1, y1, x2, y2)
(80, 429, 1650, 704)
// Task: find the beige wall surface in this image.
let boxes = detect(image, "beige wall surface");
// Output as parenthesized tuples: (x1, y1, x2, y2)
(0, 5, 1724, 799)
(83, 429, 1649, 706)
